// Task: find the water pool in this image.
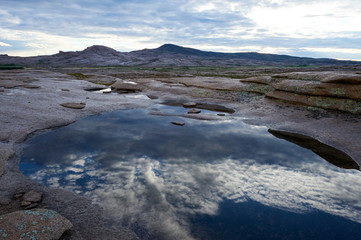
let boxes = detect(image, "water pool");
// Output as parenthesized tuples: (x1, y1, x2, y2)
(20, 106, 361, 240)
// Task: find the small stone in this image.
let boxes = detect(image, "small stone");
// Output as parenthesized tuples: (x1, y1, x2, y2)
(22, 190, 43, 203)
(183, 102, 197, 108)
(0, 89, 4, 92)
(187, 109, 201, 114)
(13, 192, 25, 199)
(217, 113, 225, 116)
(22, 85, 40, 89)
(61, 88, 70, 91)
(23, 203, 39, 210)
(60, 102, 86, 109)
(21, 201, 32, 207)
(171, 121, 185, 126)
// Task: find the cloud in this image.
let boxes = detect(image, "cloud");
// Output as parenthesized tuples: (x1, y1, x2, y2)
(0, 0, 360, 59)
(0, 41, 11, 47)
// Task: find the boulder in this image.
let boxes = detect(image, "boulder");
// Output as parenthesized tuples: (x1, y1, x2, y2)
(0, 209, 72, 240)
(60, 103, 86, 109)
(111, 81, 142, 93)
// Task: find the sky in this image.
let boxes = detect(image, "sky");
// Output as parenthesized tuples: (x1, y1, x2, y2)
(0, 0, 361, 60)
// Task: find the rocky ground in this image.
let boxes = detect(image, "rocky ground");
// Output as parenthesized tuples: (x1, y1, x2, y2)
(0, 66, 360, 239)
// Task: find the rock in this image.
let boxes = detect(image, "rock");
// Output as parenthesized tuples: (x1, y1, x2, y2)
(83, 87, 106, 92)
(0, 89, 4, 92)
(217, 113, 225, 116)
(102, 89, 112, 94)
(240, 76, 273, 85)
(321, 74, 361, 84)
(0, 144, 14, 177)
(22, 190, 43, 203)
(111, 81, 142, 93)
(195, 103, 235, 113)
(60, 102, 86, 109)
(269, 129, 360, 170)
(183, 102, 197, 108)
(13, 191, 25, 199)
(171, 121, 185, 126)
(61, 88, 70, 92)
(22, 85, 40, 89)
(21, 201, 32, 207)
(0, 209, 73, 240)
(187, 109, 201, 114)
(266, 90, 361, 114)
(272, 71, 361, 84)
(274, 80, 361, 100)
(23, 203, 39, 210)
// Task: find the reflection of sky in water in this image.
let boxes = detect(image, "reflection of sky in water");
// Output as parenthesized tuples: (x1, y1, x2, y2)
(20, 107, 361, 240)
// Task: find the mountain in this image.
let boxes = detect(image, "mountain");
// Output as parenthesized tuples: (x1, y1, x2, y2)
(0, 44, 358, 67)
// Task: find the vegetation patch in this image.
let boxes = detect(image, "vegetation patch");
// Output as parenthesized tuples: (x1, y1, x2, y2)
(0, 64, 24, 70)
(67, 73, 89, 80)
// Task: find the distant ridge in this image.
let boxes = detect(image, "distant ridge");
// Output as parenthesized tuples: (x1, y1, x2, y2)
(0, 43, 358, 67)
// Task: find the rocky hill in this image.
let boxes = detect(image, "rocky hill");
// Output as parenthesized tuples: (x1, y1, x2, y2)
(0, 44, 358, 67)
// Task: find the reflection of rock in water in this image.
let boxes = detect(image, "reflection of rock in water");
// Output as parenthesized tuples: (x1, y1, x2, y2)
(268, 129, 360, 171)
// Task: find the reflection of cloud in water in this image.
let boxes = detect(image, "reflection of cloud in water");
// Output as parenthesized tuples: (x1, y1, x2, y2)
(21, 108, 361, 239)
(27, 155, 361, 239)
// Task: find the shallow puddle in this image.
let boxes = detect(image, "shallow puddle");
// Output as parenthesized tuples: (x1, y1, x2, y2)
(20, 106, 361, 240)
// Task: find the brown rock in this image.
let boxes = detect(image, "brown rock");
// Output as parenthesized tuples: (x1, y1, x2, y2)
(61, 88, 70, 92)
(171, 121, 185, 126)
(0, 209, 73, 240)
(23, 190, 43, 203)
(21, 200, 32, 207)
(183, 102, 197, 108)
(321, 74, 361, 84)
(22, 85, 40, 89)
(187, 109, 201, 114)
(60, 102, 86, 109)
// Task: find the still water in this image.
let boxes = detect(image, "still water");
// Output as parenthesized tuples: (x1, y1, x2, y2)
(20, 106, 361, 240)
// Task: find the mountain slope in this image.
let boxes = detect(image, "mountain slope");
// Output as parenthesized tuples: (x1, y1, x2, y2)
(0, 44, 358, 67)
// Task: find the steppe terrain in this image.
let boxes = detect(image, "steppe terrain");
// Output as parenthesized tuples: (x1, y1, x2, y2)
(1, 45, 361, 239)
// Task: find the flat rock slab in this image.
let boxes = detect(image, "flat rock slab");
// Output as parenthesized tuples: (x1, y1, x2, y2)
(60, 102, 86, 109)
(273, 71, 361, 84)
(274, 80, 361, 100)
(0, 209, 72, 240)
(183, 102, 197, 108)
(240, 76, 273, 85)
(266, 90, 361, 114)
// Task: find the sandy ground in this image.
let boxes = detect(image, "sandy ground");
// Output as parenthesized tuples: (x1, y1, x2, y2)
(0, 69, 360, 239)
